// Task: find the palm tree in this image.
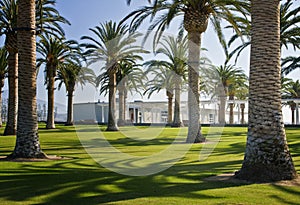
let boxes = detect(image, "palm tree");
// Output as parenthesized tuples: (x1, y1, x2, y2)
(235, 85, 248, 124)
(0, 47, 8, 127)
(0, 0, 18, 135)
(125, 0, 250, 143)
(147, 35, 188, 127)
(235, 0, 297, 182)
(143, 62, 175, 124)
(0, 0, 70, 135)
(282, 79, 300, 124)
(9, 0, 46, 158)
(37, 34, 80, 129)
(204, 64, 248, 124)
(81, 21, 147, 131)
(97, 61, 146, 126)
(57, 62, 96, 125)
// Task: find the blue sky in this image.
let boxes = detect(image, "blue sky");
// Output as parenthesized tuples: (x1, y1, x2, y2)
(1, 0, 299, 111)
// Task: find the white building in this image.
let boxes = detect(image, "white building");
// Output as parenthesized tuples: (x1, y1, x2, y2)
(73, 99, 250, 124)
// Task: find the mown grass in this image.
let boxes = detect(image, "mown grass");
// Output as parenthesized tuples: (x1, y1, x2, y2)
(0, 124, 299, 205)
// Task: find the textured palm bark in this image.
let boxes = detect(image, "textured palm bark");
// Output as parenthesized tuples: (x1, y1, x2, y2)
(172, 77, 183, 127)
(167, 90, 173, 125)
(186, 32, 204, 143)
(4, 34, 18, 135)
(235, 0, 297, 182)
(65, 86, 74, 126)
(9, 0, 45, 158)
(46, 65, 56, 129)
(107, 71, 119, 131)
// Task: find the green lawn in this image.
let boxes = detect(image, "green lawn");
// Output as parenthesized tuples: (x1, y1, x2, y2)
(0, 125, 299, 205)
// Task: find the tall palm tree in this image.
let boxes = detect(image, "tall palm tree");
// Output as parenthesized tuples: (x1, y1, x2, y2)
(0, 0, 70, 135)
(57, 62, 96, 126)
(235, 0, 297, 182)
(0, 0, 18, 135)
(9, 0, 45, 158)
(81, 21, 147, 131)
(125, 0, 250, 143)
(282, 79, 300, 124)
(0, 47, 8, 127)
(37, 34, 80, 129)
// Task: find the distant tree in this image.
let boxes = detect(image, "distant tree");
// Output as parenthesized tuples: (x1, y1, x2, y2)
(145, 35, 189, 127)
(282, 79, 300, 124)
(205, 64, 248, 124)
(57, 62, 95, 125)
(143, 63, 175, 124)
(97, 61, 146, 126)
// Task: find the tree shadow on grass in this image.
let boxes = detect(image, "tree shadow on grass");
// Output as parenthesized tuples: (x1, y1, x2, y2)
(0, 158, 247, 205)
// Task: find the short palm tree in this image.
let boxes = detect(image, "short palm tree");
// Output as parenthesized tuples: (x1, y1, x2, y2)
(0, 47, 8, 127)
(143, 62, 175, 124)
(204, 64, 248, 124)
(282, 79, 300, 124)
(81, 21, 148, 131)
(37, 34, 80, 129)
(235, 85, 248, 124)
(235, 0, 297, 182)
(57, 62, 96, 126)
(97, 61, 146, 126)
(125, 0, 250, 143)
(147, 35, 188, 127)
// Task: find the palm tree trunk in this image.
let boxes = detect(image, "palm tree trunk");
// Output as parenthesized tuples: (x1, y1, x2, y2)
(107, 71, 118, 131)
(186, 32, 204, 143)
(229, 95, 234, 124)
(217, 83, 226, 124)
(0, 79, 4, 127)
(9, 0, 45, 158)
(240, 103, 245, 124)
(172, 77, 183, 127)
(66, 86, 74, 126)
(46, 66, 56, 129)
(235, 0, 297, 182)
(118, 82, 126, 126)
(167, 90, 173, 125)
(291, 106, 295, 125)
(4, 38, 18, 135)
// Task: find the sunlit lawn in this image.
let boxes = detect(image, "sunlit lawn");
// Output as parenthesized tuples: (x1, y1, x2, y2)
(0, 124, 299, 205)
